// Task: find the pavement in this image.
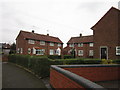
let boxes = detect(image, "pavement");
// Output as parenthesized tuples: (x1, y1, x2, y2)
(2, 62, 47, 89)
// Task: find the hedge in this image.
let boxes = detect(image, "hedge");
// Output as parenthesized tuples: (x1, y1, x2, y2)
(8, 54, 105, 78)
(8, 54, 50, 78)
(112, 59, 120, 64)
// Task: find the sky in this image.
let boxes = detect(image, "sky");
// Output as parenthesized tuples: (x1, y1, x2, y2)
(0, 0, 119, 47)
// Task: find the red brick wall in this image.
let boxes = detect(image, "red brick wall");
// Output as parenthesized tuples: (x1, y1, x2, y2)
(93, 8, 120, 60)
(65, 43, 93, 58)
(64, 66, 120, 82)
(50, 69, 85, 89)
(16, 34, 63, 56)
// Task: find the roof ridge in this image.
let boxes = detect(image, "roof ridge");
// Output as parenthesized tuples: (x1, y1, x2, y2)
(71, 35, 93, 38)
(19, 30, 63, 43)
(21, 30, 59, 39)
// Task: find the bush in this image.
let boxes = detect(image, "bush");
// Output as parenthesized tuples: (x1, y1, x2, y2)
(63, 55, 74, 59)
(83, 59, 101, 64)
(48, 55, 61, 59)
(112, 60, 120, 64)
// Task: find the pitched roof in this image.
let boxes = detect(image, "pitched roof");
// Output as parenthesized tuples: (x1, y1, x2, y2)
(67, 35, 93, 44)
(91, 7, 120, 30)
(17, 30, 63, 43)
(2, 43, 11, 49)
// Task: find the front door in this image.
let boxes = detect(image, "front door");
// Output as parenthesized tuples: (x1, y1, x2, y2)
(101, 47, 107, 59)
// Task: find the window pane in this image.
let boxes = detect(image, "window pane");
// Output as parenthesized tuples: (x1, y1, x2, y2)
(50, 49, 54, 55)
(89, 50, 93, 56)
(116, 46, 120, 55)
(78, 50, 83, 56)
(40, 41, 45, 45)
(78, 43, 83, 47)
(89, 43, 93, 47)
(28, 40, 35, 44)
(50, 42, 54, 46)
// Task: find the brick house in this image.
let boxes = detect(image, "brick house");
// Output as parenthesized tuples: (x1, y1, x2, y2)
(16, 30, 63, 56)
(64, 34, 94, 58)
(91, 7, 120, 60)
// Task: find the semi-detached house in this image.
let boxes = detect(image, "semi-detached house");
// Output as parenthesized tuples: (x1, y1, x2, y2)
(64, 34, 94, 58)
(91, 7, 120, 60)
(16, 30, 63, 56)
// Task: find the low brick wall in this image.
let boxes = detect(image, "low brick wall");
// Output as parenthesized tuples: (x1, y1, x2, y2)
(2, 55, 8, 62)
(50, 64, 120, 89)
(62, 64, 120, 82)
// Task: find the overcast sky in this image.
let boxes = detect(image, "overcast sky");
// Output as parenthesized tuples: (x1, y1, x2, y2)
(0, 0, 119, 47)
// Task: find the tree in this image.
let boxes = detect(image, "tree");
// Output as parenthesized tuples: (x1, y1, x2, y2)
(9, 43, 16, 54)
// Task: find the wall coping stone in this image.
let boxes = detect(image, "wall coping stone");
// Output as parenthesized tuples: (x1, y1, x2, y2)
(51, 65, 107, 90)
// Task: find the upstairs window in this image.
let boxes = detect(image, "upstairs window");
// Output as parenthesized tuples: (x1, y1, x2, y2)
(89, 43, 93, 47)
(78, 43, 83, 47)
(116, 46, 120, 55)
(28, 40, 35, 44)
(58, 43, 61, 47)
(50, 42, 54, 46)
(69, 44, 74, 47)
(40, 41, 45, 45)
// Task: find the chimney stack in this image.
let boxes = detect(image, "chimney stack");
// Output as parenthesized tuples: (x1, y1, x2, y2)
(32, 30, 34, 33)
(80, 33, 82, 37)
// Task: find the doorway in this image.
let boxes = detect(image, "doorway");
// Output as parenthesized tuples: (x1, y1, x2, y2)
(100, 47, 108, 59)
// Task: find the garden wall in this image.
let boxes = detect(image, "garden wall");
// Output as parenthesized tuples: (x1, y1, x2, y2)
(50, 64, 120, 89)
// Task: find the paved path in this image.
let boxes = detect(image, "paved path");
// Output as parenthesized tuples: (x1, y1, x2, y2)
(2, 62, 47, 89)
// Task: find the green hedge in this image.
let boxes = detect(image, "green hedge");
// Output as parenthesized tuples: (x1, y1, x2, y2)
(47, 55, 61, 59)
(112, 59, 120, 64)
(8, 54, 50, 78)
(63, 55, 74, 59)
(8, 54, 102, 78)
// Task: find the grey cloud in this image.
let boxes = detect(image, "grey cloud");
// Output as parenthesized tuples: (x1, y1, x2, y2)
(77, 2, 104, 12)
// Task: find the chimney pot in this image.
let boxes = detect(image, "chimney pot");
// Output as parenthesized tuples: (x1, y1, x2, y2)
(80, 33, 82, 37)
(32, 30, 34, 33)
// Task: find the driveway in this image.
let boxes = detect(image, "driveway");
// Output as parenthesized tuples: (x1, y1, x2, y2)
(2, 62, 47, 89)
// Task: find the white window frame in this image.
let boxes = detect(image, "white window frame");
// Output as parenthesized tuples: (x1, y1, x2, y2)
(89, 43, 93, 47)
(78, 43, 83, 47)
(36, 49, 45, 55)
(20, 48, 23, 54)
(28, 40, 35, 44)
(17, 48, 20, 53)
(40, 41, 45, 45)
(69, 44, 74, 47)
(116, 46, 120, 55)
(50, 49, 54, 55)
(89, 50, 93, 56)
(58, 43, 61, 47)
(78, 50, 83, 56)
(50, 42, 54, 46)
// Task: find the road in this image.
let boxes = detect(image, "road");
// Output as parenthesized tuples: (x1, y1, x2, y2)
(2, 62, 47, 89)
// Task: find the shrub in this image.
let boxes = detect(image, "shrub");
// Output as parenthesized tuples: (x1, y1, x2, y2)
(48, 55, 61, 59)
(8, 54, 50, 78)
(63, 55, 74, 59)
(83, 59, 101, 64)
(112, 60, 120, 64)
